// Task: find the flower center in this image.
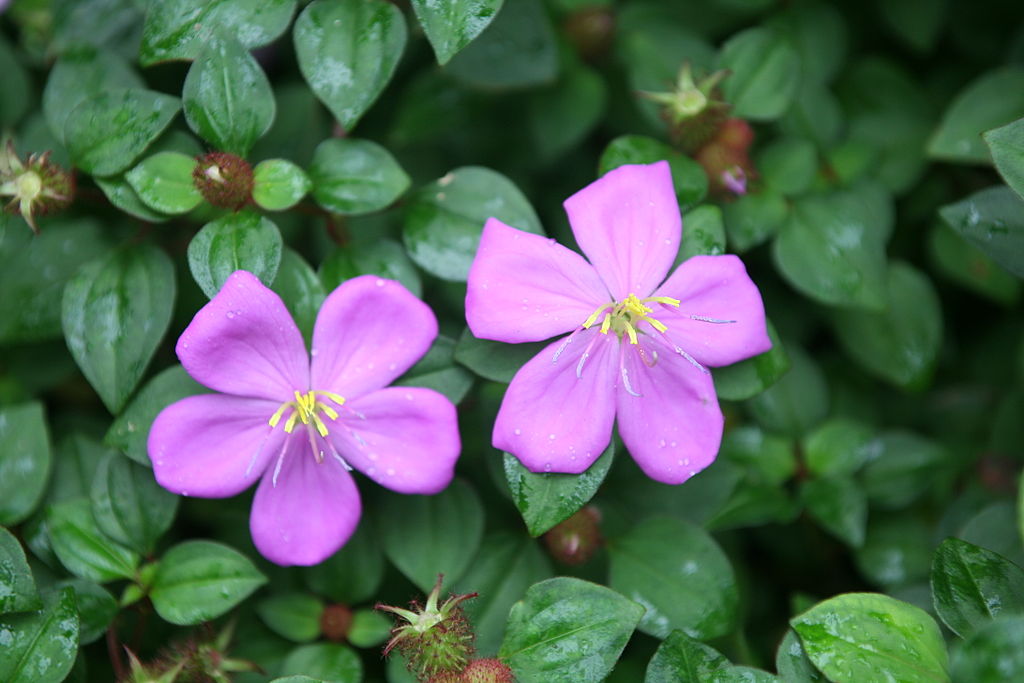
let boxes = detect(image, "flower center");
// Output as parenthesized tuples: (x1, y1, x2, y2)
(269, 390, 346, 437)
(581, 293, 681, 344)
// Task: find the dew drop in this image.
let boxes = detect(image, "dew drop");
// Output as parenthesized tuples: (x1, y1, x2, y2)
(514, 428, 521, 435)
(368, 452, 378, 461)
(543, 463, 552, 472)
(548, 433, 556, 440)
(404, 392, 414, 400)
(386, 468, 395, 476)
(375, 278, 385, 287)
(225, 311, 235, 319)
(659, 439, 666, 448)
(388, 363, 397, 371)
(670, 441, 677, 447)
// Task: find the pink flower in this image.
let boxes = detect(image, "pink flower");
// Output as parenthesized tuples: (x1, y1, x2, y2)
(466, 161, 770, 484)
(148, 271, 461, 566)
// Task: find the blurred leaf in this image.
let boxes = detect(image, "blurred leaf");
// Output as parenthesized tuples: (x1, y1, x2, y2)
(309, 138, 410, 215)
(931, 538, 1024, 639)
(679, 205, 726, 260)
(939, 186, 1024, 278)
(929, 67, 1024, 164)
(403, 166, 542, 282)
(774, 629, 825, 682)
(769, 3, 845, 85)
(0, 526, 40, 614)
(855, 515, 933, 588)
(599, 135, 708, 210)
(47, 499, 139, 582)
(150, 540, 267, 625)
(748, 344, 828, 438)
(0, 402, 52, 526)
(928, 223, 1021, 305)
(347, 609, 392, 648)
(50, 578, 116, 645)
(272, 249, 326, 344)
(410, 0, 503, 65)
(304, 522, 384, 604)
(861, 431, 948, 509)
(90, 452, 178, 554)
(951, 615, 1024, 682)
(500, 577, 643, 683)
(257, 593, 324, 643)
(49, 0, 143, 56)
(986, 117, 1024, 200)
(801, 477, 867, 547)
(713, 319, 790, 401)
(722, 190, 788, 252)
(253, 159, 312, 212)
(609, 517, 738, 640)
(792, 593, 949, 683)
(959, 502, 1024, 569)
(0, 35, 30, 127)
(780, 82, 844, 150)
(718, 27, 801, 121)
(503, 443, 614, 537)
(759, 137, 817, 196)
(719, 426, 796, 486)
(454, 329, 545, 383)
(876, 0, 948, 52)
(125, 151, 202, 214)
(188, 211, 283, 299)
(803, 418, 875, 478)
(528, 65, 607, 161)
(295, 0, 406, 131)
(0, 587, 79, 683)
(62, 245, 176, 414)
(279, 643, 362, 682)
(320, 239, 422, 298)
(394, 335, 474, 405)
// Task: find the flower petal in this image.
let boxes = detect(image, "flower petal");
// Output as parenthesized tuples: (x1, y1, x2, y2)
(615, 337, 724, 485)
(250, 437, 362, 566)
(311, 275, 437, 399)
(328, 387, 460, 494)
(466, 218, 609, 343)
(653, 254, 772, 367)
(494, 328, 617, 474)
(563, 161, 681, 300)
(148, 393, 282, 498)
(177, 270, 308, 401)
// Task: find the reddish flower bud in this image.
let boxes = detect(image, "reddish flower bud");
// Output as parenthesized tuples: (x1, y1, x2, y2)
(543, 505, 602, 565)
(461, 658, 515, 683)
(321, 603, 354, 642)
(192, 152, 254, 210)
(564, 6, 615, 63)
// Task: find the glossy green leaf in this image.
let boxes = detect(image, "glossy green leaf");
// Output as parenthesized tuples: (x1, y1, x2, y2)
(272, 249, 326, 344)
(860, 431, 948, 509)
(295, 0, 407, 131)
(774, 629, 825, 682)
(0, 402, 52, 526)
(309, 138, 410, 215)
(644, 630, 728, 682)
(47, 499, 140, 582)
(257, 593, 324, 643)
(62, 245, 176, 414)
(679, 205, 726, 260)
(188, 211, 283, 299)
(319, 239, 422, 298)
(49, 0, 143, 55)
(713, 320, 790, 401)
(722, 190, 789, 252)
(347, 609, 391, 648)
(599, 135, 708, 209)
(0, 526, 40, 614)
(279, 643, 363, 682)
(928, 223, 1020, 305)
(380, 479, 484, 592)
(939, 186, 1024, 278)
(718, 27, 801, 121)
(792, 593, 949, 683)
(503, 443, 614, 537)
(90, 451, 178, 554)
(51, 578, 116, 645)
(125, 152, 202, 214)
(803, 418, 875, 478)
(453, 329, 545, 383)
(303, 522, 384, 605)
(951, 615, 1024, 682)
(928, 67, 1024, 164)
(95, 175, 174, 223)
(801, 477, 867, 547)
(253, 159, 312, 211)
(748, 344, 828, 438)
(0, 587, 79, 683)
(609, 516, 738, 640)
(931, 538, 1024, 639)
(140, 0, 297, 65)
(183, 33, 275, 155)
(985, 117, 1024, 200)
(64, 89, 181, 176)
(410, 0, 503, 65)
(150, 540, 267, 625)
(500, 577, 644, 683)
(403, 166, 542, 281)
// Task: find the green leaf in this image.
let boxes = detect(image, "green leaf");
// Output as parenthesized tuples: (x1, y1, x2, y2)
(679, 206, 726, 260)
(183, 33, 275, 155)
(939, 186, 1024, 278)
(303, 522, 384, 605)
(719, 426, 797, 486)
(773, 191, 889, 311)
(150, 540, 267, 625)
(951, 615, 1024, 682)
(295, 0, 406, 131)
(347, 609, 392, 649)
(609, 517, 738, 640)
(928, 67, 1024, 164)
(644, 630, 728, 682)
(774, 629, 825, 682)
(253, 159, 312, 211)
(928, 223, 1021, 305)
(0, 526, 41, 614)
(599, 135, 708, 209)
(500, 577, 644, 683)
(90, 452, 178, 554)
(50, 578, 116, 645)
(257, 593, 324, 643)
(126, 152, 202, 214)
(502, 444, 614, 537)
(713, 319, 790, 401)
(800, 477, 867, 547)
(65, 89, 181, 176)
(722, 190, 789, 252)
(380, 479, 484, 592)
(47, 499, 140, 582)
(528, 65, 607, 162)
(445, 0, 557, 90)
(46, 435, 108, 506)
(931, 538, 1024, 639)
(279, 643, 363, 682)
(410, 0, 503, 65)
(0, 35, 30, 126)
(718, 27, 801, 121)
(453, 329, 545, 383)
(320, 239, 422, 298)
(455, 533, 552, 655)
(802, 418, 875, 478)
(393, 335, 474, 405)
(140, 0, 297, 65)
(855, 515, 934, 588)
(861, 430, 948, 510)
(769, 3, 845, 85)
(272, 249, 326, 344)
(0, 402, 52, 526)
(62, 245, 176, 414)
(49, 0, 144, 56)
(188, 211, 283, 299)
(0, 587, 80, 683)
(985, 117, 1024, 200)
(309, 138, 410, 215)
(748, 344, 828, 438)
(403, 166, 542, 282)
(876, 0, 947, 52)
(0, 218, 113, 344)
(831, 261, 942, 390)
(759, 137, 818, 196)
(95, 175, 174, 223)
(792, 593, 950, 683)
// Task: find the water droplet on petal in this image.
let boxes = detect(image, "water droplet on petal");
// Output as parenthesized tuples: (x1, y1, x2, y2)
(548, 433, 556, 440)
(225, 311, 235, 319)
(543, 463, 552, 472)
(386, 468, 395, 476)
(375, 278, 385, 287)
(514, 428, 521, 435)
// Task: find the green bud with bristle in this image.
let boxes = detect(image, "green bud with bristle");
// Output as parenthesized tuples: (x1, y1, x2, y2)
(0, 140, 75, 234)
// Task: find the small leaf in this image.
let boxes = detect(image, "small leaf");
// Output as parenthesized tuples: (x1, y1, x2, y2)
(0, 587, 80, 683)
(502, 443, 614, 537)
(253, 159, 312, 211)
(279, 643, 363, 682)
(394, 335, 474, 405)
(0, 402, 52, 526)
(939, 186, 1024, 278)
(150, 540, 267, 625)
(257, 593, 324, 643)
(303, 522, 384, 605)
(188, 211, 283, 299)
(723, 190, 789, 252)
(678, 206, 725, 260)
(774, 629, 825, 682)
(861, 430, 948, 509)
(62, 245, 176, 414)
(90, 451, 178, 554)
(748, 344, 828, 438)
(309, 138, 410, 215)
(0, 526, 41, 614)
(951, 615, 1024, 682)
(644, 630, 728, 682)
(759, 137, 818, 196)
(347, 609, 392, 648)
(528, 65, 607, 162)
(713, 319, 790, 401)
(47, 499, 140, 582)
(928, 223, 1020, 305)
(320, 239, 422, 299)
(126, 152, 202, 214)
(718, 27, 801, 121)
(931, 538, 1024, 639)
(453, 328, 545, 384)
(928, 66, 1024, 164)
(985, 117, 1024, 200)
(295, 0, 407, 131)
(410, 0, 503, 65)
(802, 418, 875, 478)
(800, 477, 867, 547)
(51, 578, 116, 645)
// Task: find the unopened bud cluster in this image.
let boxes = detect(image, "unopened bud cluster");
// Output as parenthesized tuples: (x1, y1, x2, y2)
(0, 141, 74, 233)
(193, 152, 254, 210)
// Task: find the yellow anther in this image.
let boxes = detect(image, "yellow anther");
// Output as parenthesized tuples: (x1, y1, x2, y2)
(624, 322, 639, 345)
(646, 296, 680, 307)
(313, 390, 346, 406)
(269, 389, 347, 436)
(284, 411, 300, 433)
(599, 312, 612, 335)
(624, 294, 653, 316)
(582, 303, 612, 329)
(579, 292, 682, 344)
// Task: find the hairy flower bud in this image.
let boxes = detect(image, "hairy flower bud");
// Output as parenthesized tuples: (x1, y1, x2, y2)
(461, 658, 515, 683)
(543, 505, 603, 565)
(641, 64, 731, 153)
(192, 152, 254, 210)
(0, 141, 74, 233)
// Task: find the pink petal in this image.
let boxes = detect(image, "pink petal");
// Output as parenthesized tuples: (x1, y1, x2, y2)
(177, 270, 308, 401)
(563, 161, 681, 300)
(466, 218, 610, 343)
(653, 254, 771, 367)
(148, 394, 282, 498)
(494, 328, 617, 474)
(311, 275, 437, 400)
(616, 337, 724, 484)
(250, 436, 362, 566)
(328, 387, 459, 494)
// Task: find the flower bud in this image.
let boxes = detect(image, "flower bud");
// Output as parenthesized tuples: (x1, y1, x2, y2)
(0, 141, 74, 233)
(461, 658, 515, 683)
(694, 118, 756, 197)
(640, 64, 730, 153)
(321, 603, 354, 642)
(564, 6, 615, 62)
(543, 505, 602, 565)
(192, 152, 254, 210)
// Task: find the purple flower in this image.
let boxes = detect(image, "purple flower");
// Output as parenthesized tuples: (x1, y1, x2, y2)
(148, 271, 460, 566)
(466, 161, 770, 484)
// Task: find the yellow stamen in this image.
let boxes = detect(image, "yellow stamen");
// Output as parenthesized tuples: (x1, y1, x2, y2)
(269, 389, 347, 437)
(579, 293, 683, 344)
(599, 312, 612, 335)
(582, 303, 612, 329)
(624, 321, 638, 345)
